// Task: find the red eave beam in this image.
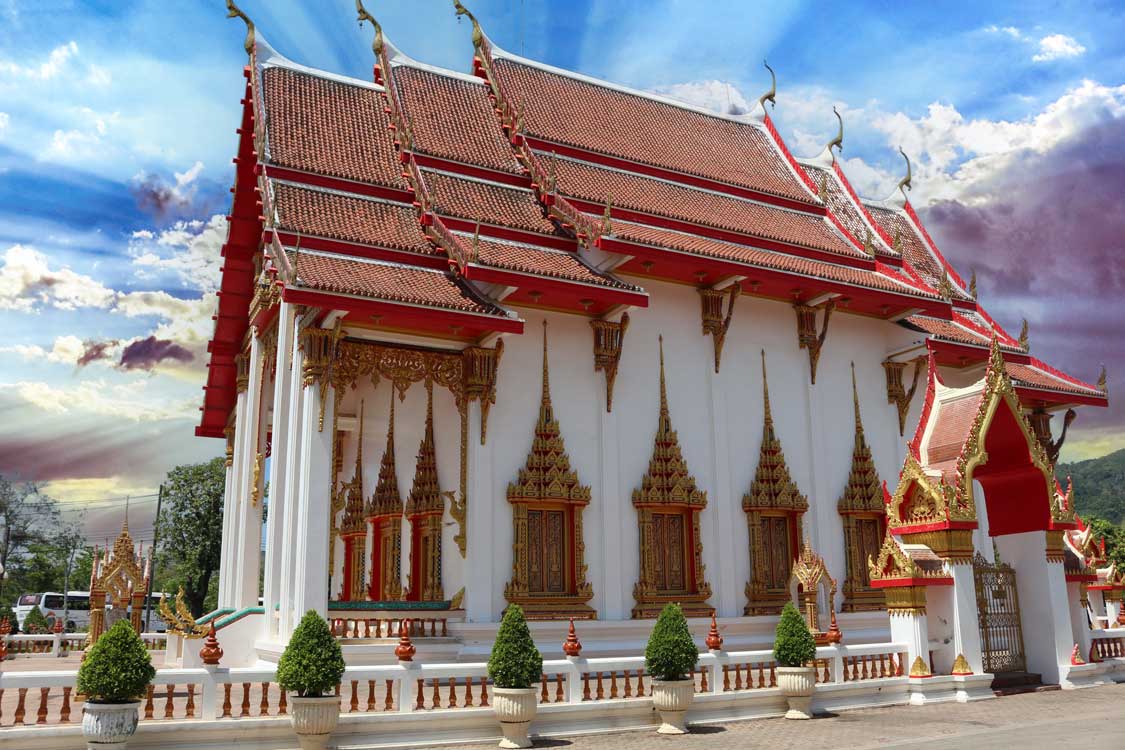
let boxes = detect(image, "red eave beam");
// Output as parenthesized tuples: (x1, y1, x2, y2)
(464, 264, 649, 309)
(282, 287, 524, 335)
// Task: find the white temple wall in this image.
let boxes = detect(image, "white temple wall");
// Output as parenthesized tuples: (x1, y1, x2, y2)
(315, 279, 936, 622)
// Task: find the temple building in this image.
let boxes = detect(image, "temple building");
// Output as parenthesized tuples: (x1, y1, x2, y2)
(198, 2, 1113, 688)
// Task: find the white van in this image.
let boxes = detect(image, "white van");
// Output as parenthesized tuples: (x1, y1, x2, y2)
(13, 591, 92, 632)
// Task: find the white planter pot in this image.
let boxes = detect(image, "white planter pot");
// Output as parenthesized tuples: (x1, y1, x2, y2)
(82, 701, 140, 750)
(289, 695, 341, 750)
(650, 678, 695, 734)
(776, 666, 816, 719)
(491, 686, 539, 749)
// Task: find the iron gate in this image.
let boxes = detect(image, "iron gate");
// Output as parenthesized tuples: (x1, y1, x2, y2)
(972, 552, 1027, 673)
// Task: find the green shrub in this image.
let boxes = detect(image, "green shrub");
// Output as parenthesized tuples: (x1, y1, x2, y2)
(0, 605, 16, 631)
(644, 603, 698, 681)
(773, 601, 817, 667)
(23, 605, 49, 634)
(77, 620, 155, 703)
(487, 605, 543, 689)
(277, 610, 345, 697)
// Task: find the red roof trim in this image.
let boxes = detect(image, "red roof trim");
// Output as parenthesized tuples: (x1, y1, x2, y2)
(440, 214, 574, 253)
(263, 164, 414, 204)
(760, 112, 819, 197)
(464, 264, 649, 308)
(282, 286, 524, 334)
(413, 152, 528, 188)
(273, 230, 448, 271)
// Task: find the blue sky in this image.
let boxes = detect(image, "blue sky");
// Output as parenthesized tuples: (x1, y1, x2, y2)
(0, 0, 1122, 537)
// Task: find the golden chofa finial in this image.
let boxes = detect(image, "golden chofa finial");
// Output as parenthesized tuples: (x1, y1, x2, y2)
(1097, 365, 1107, 393)
(453, 0, 484, 48)
(896, 146, 913, 196)
(1018, 318, 1029, 349)
(969, 269, 978, 298)
(825, 106, 843, 156)
(225, 0, 256, 56)
(355, 0, 385, 56)
(758, 60, 777, 112)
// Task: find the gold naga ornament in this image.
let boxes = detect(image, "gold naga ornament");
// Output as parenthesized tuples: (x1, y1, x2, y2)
(631, 336, 712, 619)
(744, 351, 808, 616)
(504, 321, 595, 620)
(158, 589, 209, 639)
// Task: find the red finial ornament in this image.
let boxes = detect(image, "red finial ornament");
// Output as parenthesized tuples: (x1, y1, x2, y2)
(1088, 642, 1102, 664)
(199, 623, 224, 666)
(395, 619, 416, 662)
(705, 611, 723, 651)
(825, 609, 842, 645)
(1117, 606, 1125, 627)
(52, 618, 64, 635)
(1070, 644, 1086, 665)
(0, 618, 9, 660)
(562, 619, 582, 657)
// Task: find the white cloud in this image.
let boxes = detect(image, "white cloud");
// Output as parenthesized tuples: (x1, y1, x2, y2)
(0, 111, 8, 136)
(129, 213, 225, 293)
(0, 245, 116, 311)
(984, 25, 1025, 40)
(3, 378, 197, 422)
(0, 41, 79, 80)
(1033, 34, 1086, 62)
(648, 80, 753, 116)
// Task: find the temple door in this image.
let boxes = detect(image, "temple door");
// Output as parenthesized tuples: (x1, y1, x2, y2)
(761, 515, 793, 593)
(855, 517, 883, 589)
(527, 508, 569, 595)
(378, 523, 397, 599)
(651, 511, 689, 593)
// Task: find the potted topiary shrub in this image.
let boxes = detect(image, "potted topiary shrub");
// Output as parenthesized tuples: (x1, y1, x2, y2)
(24, 604, 49, 634)
(774, 601, 818, 719)
(77, 619, 156, 749)
(277, 610, 346, 750)
(487, 605, 543, 749)
(644, 603, 698, 734)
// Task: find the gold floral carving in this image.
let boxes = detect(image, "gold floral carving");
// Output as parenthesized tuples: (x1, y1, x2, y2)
(884, 586, 928, 617)
(299, 319, 343, 431)
(838, 364, 886, 611)
(250, 452, 263, 507)
(505, 322, 595, 620)
(406, 380, 445, 602)
(794, 300, 834, 384)
(744, 351, 808, 615)
(909, 655, 932, 677)
(699, 286, 739, 373)
(887, 454, 975, 531)
(632, 336, 712, 619)
(366, 390, 403, 601)
(462, 340, 503, 444)
(868, 532, 921, 582)
(235, 351, 250, 394)
(883, 357, 925, 436)
(590, 312, 629, 411)
(223, 426, 235, 468)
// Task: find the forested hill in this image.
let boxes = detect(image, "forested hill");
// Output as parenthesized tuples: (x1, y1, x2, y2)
(1057, 448, 1125, 524)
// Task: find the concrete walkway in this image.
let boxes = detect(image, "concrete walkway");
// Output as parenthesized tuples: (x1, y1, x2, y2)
(423, 683, 1124, 749)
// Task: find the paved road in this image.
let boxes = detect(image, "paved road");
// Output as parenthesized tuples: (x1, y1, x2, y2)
(421, 683, 1125, 749)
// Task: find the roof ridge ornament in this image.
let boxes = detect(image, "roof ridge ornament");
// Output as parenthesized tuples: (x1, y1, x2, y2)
(225, 0, 256, 56)
(355, 0, 385, 57)
(824, 106, 843, 158)
(969, 269, 978, 298)
(758, 60, 777, 113)
(1097, 365, 1107, 393)
(453, 0, 485, 49)
(896, 146, 913, 196)
(1018, 318, 1029, 350)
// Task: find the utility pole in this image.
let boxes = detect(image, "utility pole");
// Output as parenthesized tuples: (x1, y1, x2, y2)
(144, 484, 164, 632)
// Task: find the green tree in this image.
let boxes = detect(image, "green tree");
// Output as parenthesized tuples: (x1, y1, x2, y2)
(1083, 516, 1125, 570)
(1057, 449, 1125, 523)
(487, 605, 543, 689)
(23, 605, 50, 634)
(0, 476, 61, 603)
(774, 601, 817, 667)
(644, 603, 698, 681)
(277, 611, 345, 697)
(153, 458, 225, 617)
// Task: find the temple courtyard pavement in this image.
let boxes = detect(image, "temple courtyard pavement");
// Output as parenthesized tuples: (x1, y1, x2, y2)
(420, 683, 1124, 750)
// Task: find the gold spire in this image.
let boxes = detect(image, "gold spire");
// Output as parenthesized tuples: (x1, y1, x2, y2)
(969, 269, 978, 298)
(744, 351, 808, 512)
(225, 0, 256, 56)
(838, 363, 882, 514)
(368, 390, 403, 519)
(758, 60, 777, 112)
(341, 401, 367, 535)
(540, 319, 551, 414)
(355, 0, 385, 57)
(406, 380, 444, 516)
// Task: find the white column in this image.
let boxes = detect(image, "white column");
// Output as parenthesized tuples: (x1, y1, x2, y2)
(465, 401, 495, 622)
(262, 303, 296, 639)
(220, 388, 249, 608)
(292, 363, 335, 621)
(706, 365, 735, 617)
(217, 452, 236, 609)
(234, 332, 265, 609)
(1067, 582, 1092, 660)
(597, 386, 625, 620)
(889, 609, 929, 676)
(278, 329, 306, 637)
(995, 532, 1071, 684)
(948, 562, 985, 673)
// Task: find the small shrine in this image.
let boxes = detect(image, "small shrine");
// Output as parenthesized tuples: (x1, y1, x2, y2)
(788, 540, 842, 645)
(87, 520, 151, 646)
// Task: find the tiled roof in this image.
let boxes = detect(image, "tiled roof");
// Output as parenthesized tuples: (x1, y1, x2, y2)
(905, 315, 990, 346)
(260, 66, 404, 189)
(287, 250, 502, 315)
(270, 181, 437, 255)
(544, 154, 857, 257)
(392, 65, 522, 174)
(866, 204, 972, 302)
(423, 169, 562, 237)
(926, 393, 983, 468)
(465, 235, 639, 290)
(610, 221, 925, 296)
(490, 57, 815, 204)
(802, 164, 896, 257)
(1008, 362, 1103, 397)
